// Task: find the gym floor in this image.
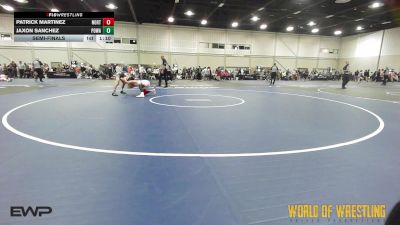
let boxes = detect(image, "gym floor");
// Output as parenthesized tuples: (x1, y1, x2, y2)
(0, 79, 399, 225)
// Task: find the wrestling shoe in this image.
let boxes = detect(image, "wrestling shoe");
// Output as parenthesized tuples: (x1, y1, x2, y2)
(136, 92, 145, 98)
(120, 91, 127, 94)
(112, 92, 118, 96)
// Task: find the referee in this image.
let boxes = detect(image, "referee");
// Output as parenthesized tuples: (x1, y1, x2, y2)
(342, 61, 350, 89)
(33, 58, 44, 82)
(270, 63, 278, 86)
(159, 55, 169, 88)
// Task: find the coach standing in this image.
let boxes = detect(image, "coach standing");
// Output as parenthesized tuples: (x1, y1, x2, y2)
(159, 55, 169, 87)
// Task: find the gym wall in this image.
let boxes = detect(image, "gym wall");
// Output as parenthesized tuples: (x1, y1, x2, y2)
(338, 27, 400, 71)
(0, 13, 346, 70)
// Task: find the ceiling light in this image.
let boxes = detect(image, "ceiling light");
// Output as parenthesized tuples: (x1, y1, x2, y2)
(51, 8, 59, 12)
(201, 19, 207, 25)
(184, 10, 194, 16)
(334, 30, 342, 35)
(260, 24, 267, 30)
(232, 22, 238, 27)
(258, 7, 264, 11)
(381, 21, 391, 24)
(1, 4, 14, 11)
(14, 0, 28, 3)
(311, 28, 319, 33)
(168, 16, 174, 23)
(105, 3, 118, 10)
(286, 26, 294, 31)
(355, 18, 363, 21)
(218, 3, 224, 7)
(369, 2, 383, 8)
(293, 11, 301, 15)
(251, 16, 260, 22)
(356, 26, 364, 31)
(335, 0, 351, 3)
(325, 15, 334, 18)
(307, 21, 316, 26)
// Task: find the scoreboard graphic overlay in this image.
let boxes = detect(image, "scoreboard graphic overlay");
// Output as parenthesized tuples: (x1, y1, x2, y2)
(14, 12, 114, 42)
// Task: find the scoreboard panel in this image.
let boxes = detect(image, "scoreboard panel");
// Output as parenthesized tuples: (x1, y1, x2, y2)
(14, 12, 114, 42)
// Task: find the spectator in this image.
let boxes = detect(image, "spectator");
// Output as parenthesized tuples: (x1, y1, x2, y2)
(0, 73, 13, 82)
(382, 67, 389, 85)
(364, 69, 369, 82)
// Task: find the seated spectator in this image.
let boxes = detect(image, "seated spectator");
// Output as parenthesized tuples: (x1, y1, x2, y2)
(389, 70, 398, 82)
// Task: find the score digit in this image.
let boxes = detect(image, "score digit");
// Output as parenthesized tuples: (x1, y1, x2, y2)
(103, 26, 114, 34)
(102, 18, 114, 26)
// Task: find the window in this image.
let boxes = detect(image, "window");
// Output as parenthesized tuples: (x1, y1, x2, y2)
(0, 33, 12, 41)
(231, 44, 251, 51)
(115, 38, 137, 44)
(211, 43, 225, 49)
(122, 38, 130, 44)
(199, 42, 209, 48)
(320, 48, 338, 54)
(330, 49, 339, 54)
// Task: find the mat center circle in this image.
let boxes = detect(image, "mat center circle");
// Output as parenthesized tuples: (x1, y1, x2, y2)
(149, 94, 245, 108)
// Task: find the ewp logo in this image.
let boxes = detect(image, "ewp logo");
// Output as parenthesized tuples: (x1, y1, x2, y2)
(10, 206, 52, 217)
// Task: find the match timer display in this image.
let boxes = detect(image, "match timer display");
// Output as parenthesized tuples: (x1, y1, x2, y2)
(14, 12, 115, 42)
